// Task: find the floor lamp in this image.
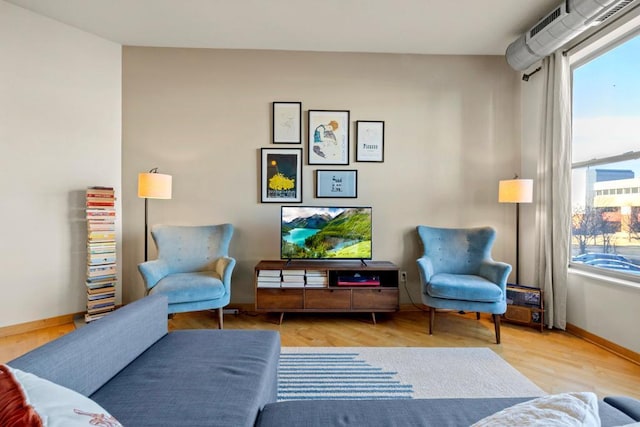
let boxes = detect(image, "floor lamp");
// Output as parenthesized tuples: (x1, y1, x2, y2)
(138, 168, 172, 262)
(499, 177, 533, 285)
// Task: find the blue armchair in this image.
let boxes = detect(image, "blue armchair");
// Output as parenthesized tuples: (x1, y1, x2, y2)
(138, 224, 236, 328)
(416, 225, 511, 344)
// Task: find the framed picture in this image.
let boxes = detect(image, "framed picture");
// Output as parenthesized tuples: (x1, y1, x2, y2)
(356, 121, 385, 162)
(308, 110, 350, 165)
(272, 102, 302, 144)
(261, 148, 302, 203)
(316, 169, 357, 198)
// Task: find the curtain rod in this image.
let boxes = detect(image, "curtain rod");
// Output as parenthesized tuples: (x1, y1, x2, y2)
(563, 1, 640, 56)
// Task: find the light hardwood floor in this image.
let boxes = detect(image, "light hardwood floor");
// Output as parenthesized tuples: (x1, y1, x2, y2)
(1, 308, 638, 400)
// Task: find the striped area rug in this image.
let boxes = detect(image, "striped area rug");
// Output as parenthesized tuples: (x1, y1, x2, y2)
(278, 351, 413, 401)
(278, 347, 545, 401)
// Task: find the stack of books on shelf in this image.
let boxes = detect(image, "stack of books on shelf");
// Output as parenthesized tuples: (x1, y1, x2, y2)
(305, 269, 328, 288)
(85, 186, 116, 322)
(281, 269, 305, 288)
(257, 270, 282, 288)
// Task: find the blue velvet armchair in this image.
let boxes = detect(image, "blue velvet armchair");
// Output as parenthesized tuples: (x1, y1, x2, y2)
(138, 224, 236, 328)
(416, 225, 512, 343)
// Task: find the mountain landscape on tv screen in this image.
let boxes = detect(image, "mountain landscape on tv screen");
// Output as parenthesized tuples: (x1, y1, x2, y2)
(281, 207, 372, 259)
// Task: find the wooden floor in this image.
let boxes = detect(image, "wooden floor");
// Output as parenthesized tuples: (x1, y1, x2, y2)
(1, 308, 639, 400)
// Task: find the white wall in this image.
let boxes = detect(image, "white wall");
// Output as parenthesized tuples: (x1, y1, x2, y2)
(121, 47, 522, 306)
(567, 271, 640, 353)
(0, 1, 122, 327)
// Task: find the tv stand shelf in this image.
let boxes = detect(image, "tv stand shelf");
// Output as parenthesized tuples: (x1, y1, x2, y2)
(254, 260, 399, 324)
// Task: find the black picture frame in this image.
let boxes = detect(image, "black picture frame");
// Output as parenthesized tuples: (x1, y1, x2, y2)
(272, 101, 302, 144)
(260, 148, 303, 203)
(356, 120, 385, 162)
(308, 110, 350, 165)
(315, 169, 357, 198)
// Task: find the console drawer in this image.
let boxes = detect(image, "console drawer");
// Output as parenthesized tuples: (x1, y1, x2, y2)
(305, 289, 350, 309)
(256, 288, 303, 310)
(352, 288, 398, 310)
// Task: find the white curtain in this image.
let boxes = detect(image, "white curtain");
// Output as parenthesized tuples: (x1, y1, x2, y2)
(535, 51, 572, 330)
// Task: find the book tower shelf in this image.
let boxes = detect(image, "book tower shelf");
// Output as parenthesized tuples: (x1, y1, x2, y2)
(85, 186, 117, 322)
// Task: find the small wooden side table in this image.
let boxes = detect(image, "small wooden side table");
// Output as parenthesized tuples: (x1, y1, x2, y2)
(502, 284, 544, 332)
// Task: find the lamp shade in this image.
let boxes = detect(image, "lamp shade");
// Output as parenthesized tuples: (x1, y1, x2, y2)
(499, 179, 533, 204)
(138, 172, 172, 199)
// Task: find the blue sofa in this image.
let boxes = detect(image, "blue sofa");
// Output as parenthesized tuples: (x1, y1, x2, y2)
(8, 294, 280, 427)
(8, 295, 640, 426)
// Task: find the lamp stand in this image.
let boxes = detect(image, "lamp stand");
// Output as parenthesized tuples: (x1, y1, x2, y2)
(138, 167, 172, 263)
(144, 197, 149, 262)
(515, 202, 520, 285)
(498, 176, 532, 286)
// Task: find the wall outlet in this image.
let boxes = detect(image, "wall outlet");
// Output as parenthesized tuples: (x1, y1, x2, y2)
(400, 271, 407, 282)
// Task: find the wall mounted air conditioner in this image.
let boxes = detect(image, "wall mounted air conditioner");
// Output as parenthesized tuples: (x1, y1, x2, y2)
(506, 0, 637, 71)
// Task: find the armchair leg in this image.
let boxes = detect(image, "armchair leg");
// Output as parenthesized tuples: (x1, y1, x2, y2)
(493, 314, 501, 344)
(428, 308, 434, 335)
(476, 312, 480, 320)
(217, 308, 224, 330)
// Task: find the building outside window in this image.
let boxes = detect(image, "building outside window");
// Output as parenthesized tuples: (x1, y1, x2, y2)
(570, 32, 640, 279)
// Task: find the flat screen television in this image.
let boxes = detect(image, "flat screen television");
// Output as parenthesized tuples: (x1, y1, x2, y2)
(281, 206, 372, 260)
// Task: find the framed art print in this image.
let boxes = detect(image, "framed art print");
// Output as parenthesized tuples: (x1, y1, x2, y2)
(272, 102, 302, 144)
(316, 169, 357, 198)
(356, 120, 384, 162)
(261, 148, 302, 203)
(308, 110, 350, 165)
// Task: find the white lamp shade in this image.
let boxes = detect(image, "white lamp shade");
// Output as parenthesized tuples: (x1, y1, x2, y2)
(138, 172, 172, 199)
(499, 179, 533, 204)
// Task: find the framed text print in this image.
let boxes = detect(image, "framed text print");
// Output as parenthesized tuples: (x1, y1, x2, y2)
(316, 169, 357, 198)
(356, 120, 385, 162)
(261, 148, 302, 203)
(272, 102, 302, 144)
(308, 110, 350, 165)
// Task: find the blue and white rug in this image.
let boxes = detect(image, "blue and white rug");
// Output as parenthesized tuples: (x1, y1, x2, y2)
(278, 347, 544, 401)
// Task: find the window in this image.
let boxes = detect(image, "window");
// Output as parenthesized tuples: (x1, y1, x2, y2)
(570, 33, 640, 280)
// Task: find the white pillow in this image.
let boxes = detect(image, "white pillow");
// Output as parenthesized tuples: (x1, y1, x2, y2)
(2, 365, 122, 427)
(471, 392, 601, 427)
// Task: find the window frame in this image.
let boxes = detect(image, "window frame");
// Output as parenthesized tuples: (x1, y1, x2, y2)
(568, 28, 640, 283)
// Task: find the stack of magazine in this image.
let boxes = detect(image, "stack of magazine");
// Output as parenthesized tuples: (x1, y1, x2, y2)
(257, 270, 282, 288)
(305, 270, 328, 287)
(85, 186, 116, 322)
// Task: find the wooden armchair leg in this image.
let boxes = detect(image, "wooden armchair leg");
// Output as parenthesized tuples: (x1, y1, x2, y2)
(428, 308, 435, 335)
(493, 314, 501, 344)
(217, 308, 224, 330)
(476, 312, 480, 320)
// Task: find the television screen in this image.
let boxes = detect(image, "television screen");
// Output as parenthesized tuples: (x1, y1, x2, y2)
(281, 206, 372, 260)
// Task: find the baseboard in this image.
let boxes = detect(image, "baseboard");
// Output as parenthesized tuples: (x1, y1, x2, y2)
(566, 323, 640, 366)
(226, 303, 254, 313)
(0, 312, 83, 338)
(232, 303, 427, 313)
(399, 303, 429, 312)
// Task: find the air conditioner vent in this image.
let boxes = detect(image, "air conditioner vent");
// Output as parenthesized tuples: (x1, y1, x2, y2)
(530, 7, 563, 38)
(507, 0, 638, 71)
(594, 0, 634, 23)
